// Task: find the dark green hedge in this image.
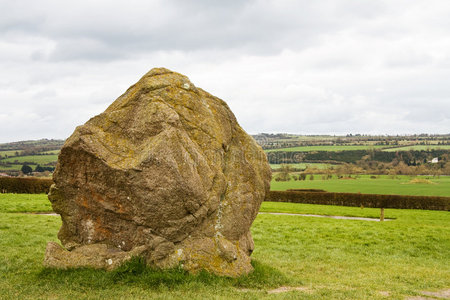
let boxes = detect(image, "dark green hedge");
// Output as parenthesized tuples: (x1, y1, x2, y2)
(266, 190, 450, 211)
(0, 177, 53, 194)
(287, 189, 327, 193)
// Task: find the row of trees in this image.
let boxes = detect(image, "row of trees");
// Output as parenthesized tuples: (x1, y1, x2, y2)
(0, 150, 58, 159)
(20, 164, 55, 174)
(256, 133, 450, 150)
(273, 158, 450, 182)
(267, 149, 450, 165)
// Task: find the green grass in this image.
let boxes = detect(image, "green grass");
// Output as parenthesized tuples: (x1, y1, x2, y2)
(270, 163, 334, 170)
(254, 203, 450, 299)
(40, 150, 60, 155)
(383, 145, 450, 152)
(0, 194, 53, 213)
(0, 150, 19, 158)
(260, 202, 388, 219)
(0, 195, 449, 299)
(0, 164, 22, 171)
(0, 154, 58, 165)
(271, 174, 450, 197)
(265, 145, 387, 152)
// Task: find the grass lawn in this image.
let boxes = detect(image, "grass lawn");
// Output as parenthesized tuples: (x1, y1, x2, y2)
(271, 174, 450, 197)
(255, 202, 450, 298)
(383, 145, 450, 152)
(265, 145, 387, 152)
(0, 194, 52, 213)
(0, 194, 449, 299)
(260, 202, 388, 219)
(0, 154, 58, 165)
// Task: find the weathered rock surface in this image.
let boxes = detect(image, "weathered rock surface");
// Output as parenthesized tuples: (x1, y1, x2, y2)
(44, 68, 271, 276)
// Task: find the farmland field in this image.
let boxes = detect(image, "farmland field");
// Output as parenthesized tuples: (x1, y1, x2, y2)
(265, 145, 387, 152)
(0, 194, 449, 299)
(270, 174, 450, 197)
(0, 194, 52, 213)
(0, 164, 22, 171)
(383, 145, 450, 152)
(41, 150, 60, 155)
(0, 154, 58, 165)
(0, 150, 19, 158)
(270, 163, 334, 170)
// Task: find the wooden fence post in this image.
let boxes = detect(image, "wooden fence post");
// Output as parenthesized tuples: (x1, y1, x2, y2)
(380, 208, 385, 222)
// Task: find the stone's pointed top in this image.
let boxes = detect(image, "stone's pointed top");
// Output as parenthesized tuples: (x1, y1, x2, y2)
(104, 67, 197, 114)
(135, 67, 196, 93)
(141, 67, 192, 85)
(143, 67, 176, 78)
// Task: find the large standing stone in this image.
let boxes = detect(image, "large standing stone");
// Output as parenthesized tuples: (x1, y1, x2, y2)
(44, 68, 271, 276)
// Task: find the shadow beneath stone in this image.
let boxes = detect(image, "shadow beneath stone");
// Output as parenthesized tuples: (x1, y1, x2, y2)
(37, 258, 288, 290)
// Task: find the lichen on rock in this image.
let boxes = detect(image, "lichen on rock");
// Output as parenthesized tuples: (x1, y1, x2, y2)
(44, 68, 271, 277)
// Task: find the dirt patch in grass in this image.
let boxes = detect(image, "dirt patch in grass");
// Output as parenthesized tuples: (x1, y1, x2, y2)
(406, 289, 450, 300)
(420, 289, 450, 298)
(267, 286, 312, 294)
(378, 291, 390, 297)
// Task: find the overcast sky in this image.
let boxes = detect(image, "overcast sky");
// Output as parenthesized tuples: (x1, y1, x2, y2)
(1, 0, 450, 143)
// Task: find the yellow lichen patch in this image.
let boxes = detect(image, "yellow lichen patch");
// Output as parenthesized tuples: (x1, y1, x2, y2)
(171, 237, 253, 277)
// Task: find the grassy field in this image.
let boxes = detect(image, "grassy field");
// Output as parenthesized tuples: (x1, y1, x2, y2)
(0, 154, 58, 165)
(0, 194, 52, 213)
(266, 145, 387, 152)
(271, 174, 450, 197)
(383, 145, 450, 152)
(270, 163, 334, 170)
(0, 164, 22, 171)
(0, 194, 449, 299)
(260, 202, 387, 218)
(0, 150, 20, 158)
(41, 150, 60, 155)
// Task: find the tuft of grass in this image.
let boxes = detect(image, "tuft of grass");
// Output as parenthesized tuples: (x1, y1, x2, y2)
(38, 257, 287, 292)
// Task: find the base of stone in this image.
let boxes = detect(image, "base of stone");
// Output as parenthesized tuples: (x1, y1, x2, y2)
(43, 237, 253, 277)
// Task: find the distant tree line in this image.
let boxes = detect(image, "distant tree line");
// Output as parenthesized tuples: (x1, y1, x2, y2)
(272, 154, 450, 180)
(0, 139, 64, 159)
(254, 133, 450, 150)
(20, 164, 55, 174)
(267, 149, 450, 165)
(0, 139, 64, 150)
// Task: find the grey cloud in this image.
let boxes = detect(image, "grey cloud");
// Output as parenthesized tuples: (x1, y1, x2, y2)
(49, 38, 127, 61)
(385, 53, 433, 68)
(1, 0, 383, 62)
(1, 0, 450, 142)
